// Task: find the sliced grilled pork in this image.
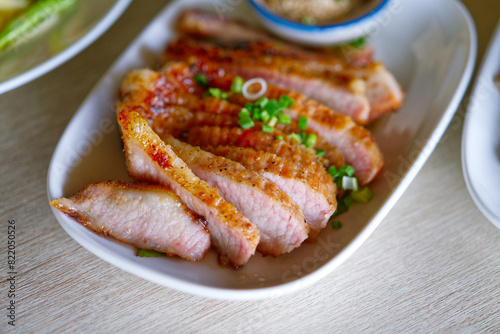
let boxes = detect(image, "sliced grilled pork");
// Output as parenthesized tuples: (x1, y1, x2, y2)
(117, 109, 259, 268)
(50, 181, 211, 261)
(183, 62, 383, 184)
(118, 67, 344, 168)
(163, 135, 309, 255)
(166, 41, 371, 123)
(203, 145, 336, 237)
(176, 9, 374, 66)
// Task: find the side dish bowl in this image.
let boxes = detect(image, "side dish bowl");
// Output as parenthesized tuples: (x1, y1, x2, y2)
(247, 0, 393, 45)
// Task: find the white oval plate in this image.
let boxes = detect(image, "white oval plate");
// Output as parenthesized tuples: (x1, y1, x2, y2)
(0, 0, 131, 95)
(47, 0, 476, 300)
(462, 20, 500, 229)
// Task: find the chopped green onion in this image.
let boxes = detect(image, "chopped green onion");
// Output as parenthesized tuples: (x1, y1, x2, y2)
(351, 187, 373, 203)
(265, 99, 281, 116)
(343, 194, 354, 207)
(137, 249, 166, 257)
(342, 176, 359, 191)
(299, 132, 307, 143)
(301, 16, 316, 25)
(194, 74, 209, 86)
(316, 149, 326, 156)
(349, 36, 367, 49)
(305, 133, 317, 148)
(256, 97, 269, 108)
(331, 221, 343, 229)
(299, 116, 308, 130)
(268, 116, 278, 127)
(208, 87, 228, 99)
(332, 196, 349, 218)
(238, 116, 254, 129)
(275, 135, 283, 141)
(262, 125, 273, 133)
(339, 165, 355, 177)
(231, 76, 245, 94)
(260, 110, 270, 122)
(289, 133, 302, 144)
(278, 113, 291, 125)
(279, 94, 294, 108)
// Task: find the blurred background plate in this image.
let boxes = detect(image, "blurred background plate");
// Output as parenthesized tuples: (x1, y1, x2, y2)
(0, 0, 131, 95)
(462, 19, 500, 229)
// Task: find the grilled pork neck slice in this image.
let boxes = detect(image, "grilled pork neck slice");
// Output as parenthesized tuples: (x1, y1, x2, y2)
(202, 145, 336, 238)
(163, 135, 310, 255)
(50, 181, 211, 261)
(166, 40, 371, 124)
(118, 68, 344, 168)
(117, 109, 259, 267)
(178, 62, 383, 184)
(176, 9, 374, 66)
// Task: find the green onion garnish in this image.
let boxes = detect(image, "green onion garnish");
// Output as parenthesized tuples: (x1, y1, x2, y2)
(262, 125, 273, 133)
(256, 97, 269, 108)
(316, 149, 326, 156)
(194, 74, 209, 87)
(279, 94, 295, 108)
(349, 36, 367, 49)
(351, 187, 373, 203)
(289, 133, 302, 144)
(278, 113, 291, 125)
(328, 165, 356, 188)
(137, 249, 166, 257)
(330, 221, 343, 229)
(299, 116, 308, 130)
(238, 115, 255, 129)
(231, 76, 245, 94)
(268, 116, 278, 127)
(275, 135, 283, 141)
(208, 87, 228, 99)
(305, 133, 317, 148)
(342, 176, 359, 191)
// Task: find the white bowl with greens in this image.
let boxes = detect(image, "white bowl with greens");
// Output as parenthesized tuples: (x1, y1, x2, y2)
(0, 0, 131, 95)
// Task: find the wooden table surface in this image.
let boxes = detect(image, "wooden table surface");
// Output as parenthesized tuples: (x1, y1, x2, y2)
(1, 0, 499, 332)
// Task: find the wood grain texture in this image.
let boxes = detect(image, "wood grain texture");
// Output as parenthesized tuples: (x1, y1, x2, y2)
(1, 0, 500, 332)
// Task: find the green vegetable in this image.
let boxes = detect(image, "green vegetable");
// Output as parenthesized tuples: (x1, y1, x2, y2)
(316, 149, 326, 156)
(330, 221, 343, 229)
(299, 116, 308, 130)
(304, 133, 316, 148)
(194, 74, 209, 86)
(275, 135, 283, 141)
(351, 187, 373, 203)
(349, 36, 367, 49)
(137, 249, 166, 257)
(237, 94, 295, 133)
(208, 87, 228, 99)
(328, 165, 356, 188)
(230, 76, 244, 93)
(0, 0, 77, 50)
(238, 115, 254, 129)
(277, 113, 291, 125)
(262, 124, 273, 133)
(289, 133, 302, 144)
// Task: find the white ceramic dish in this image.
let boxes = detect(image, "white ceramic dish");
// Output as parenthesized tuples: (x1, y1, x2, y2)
(0, 0, 131, 95)
(462, 20, 500, 229)
(248, 0, 393, 45)
(47, 0, 476, 300)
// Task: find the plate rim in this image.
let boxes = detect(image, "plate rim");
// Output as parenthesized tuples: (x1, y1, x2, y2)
(0, 0, 132, 95)
(47, 0, 477, 300)
(461, 19, 500, 229)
